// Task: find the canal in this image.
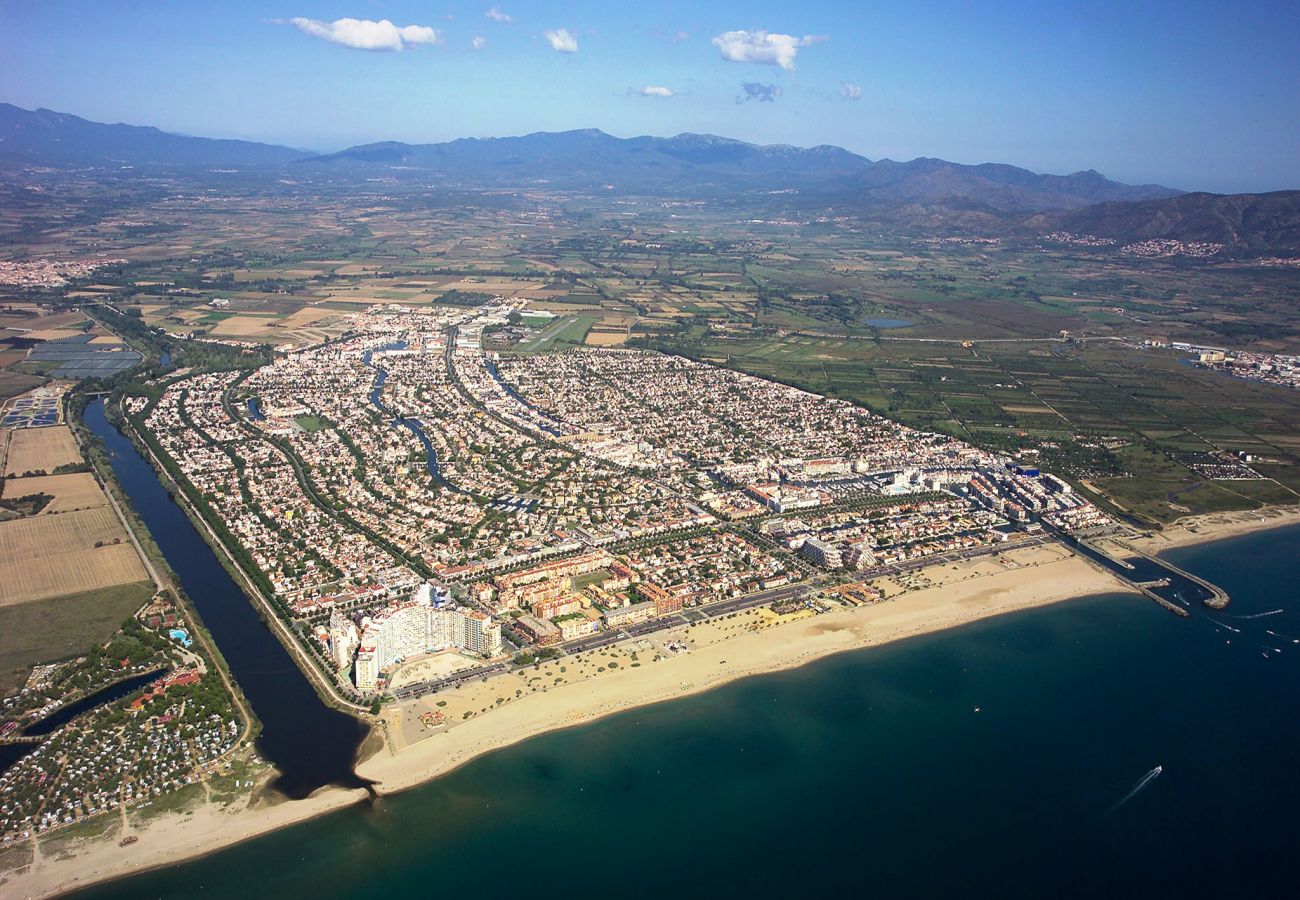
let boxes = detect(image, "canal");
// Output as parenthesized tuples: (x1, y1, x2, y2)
(84, 399, 370, 798)
(362, 344, 464, 494)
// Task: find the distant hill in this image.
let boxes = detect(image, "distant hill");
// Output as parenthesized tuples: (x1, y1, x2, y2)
(804, 158, 1181, 214)
(16, 101, 1300, 251)
(0, 102, 1184, 214)
(0, 103, 306, 168)
(304, 130, 877, 193)
(1035, 191, 1300, 255)
(303, 129, 1179, 212)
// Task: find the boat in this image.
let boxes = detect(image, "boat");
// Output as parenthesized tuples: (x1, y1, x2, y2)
(119, 835, 138, 847)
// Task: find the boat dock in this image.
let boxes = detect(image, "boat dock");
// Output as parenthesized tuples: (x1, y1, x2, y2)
(1046, 526, 1229, 617)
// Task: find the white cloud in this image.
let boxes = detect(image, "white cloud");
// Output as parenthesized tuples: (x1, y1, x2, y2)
(486, 7, 513, 23)
(288, 17, 441, 52)
(638, 85, 675, 97)
(711, 30, 825, 70)
(839, 81, 863, 100)
(543, 28, 578, 53)
(471, 35, 487, 50)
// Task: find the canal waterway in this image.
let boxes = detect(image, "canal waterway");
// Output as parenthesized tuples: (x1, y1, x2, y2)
(83, 399, 369, 798)
(21, 670, 161, 739)
(2, 669, 164, 776)
(483, 358, 561, 436)
(362, 344, 463, 493)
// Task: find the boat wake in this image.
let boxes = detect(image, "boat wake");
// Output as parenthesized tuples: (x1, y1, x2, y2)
(1228, 609, 1285, 620)
(1105, 766, 1163, 816)
(1208, 619, 1242, 634)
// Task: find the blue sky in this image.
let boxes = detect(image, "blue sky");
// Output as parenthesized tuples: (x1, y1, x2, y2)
(2, 1, 1297, 192)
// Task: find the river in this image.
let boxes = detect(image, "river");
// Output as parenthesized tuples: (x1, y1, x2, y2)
(83, 399, 370, 799)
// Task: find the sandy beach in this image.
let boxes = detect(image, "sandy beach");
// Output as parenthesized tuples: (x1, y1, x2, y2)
(2, 542, 1134, 898)
(360, 543, 1131, 793)
(1129, 504, 1300, 552)
(1, 784, 368, 900)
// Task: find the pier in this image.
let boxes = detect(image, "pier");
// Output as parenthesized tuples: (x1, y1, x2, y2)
(1114, 540, 1231, 610)
(1045, 525, 1229, 617)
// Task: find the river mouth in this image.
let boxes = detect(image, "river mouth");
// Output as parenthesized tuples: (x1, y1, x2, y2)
(85, 398, 371, 799)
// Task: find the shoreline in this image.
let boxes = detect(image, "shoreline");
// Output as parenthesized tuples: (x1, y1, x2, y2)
(10, 510, 1299, 899)
(1131, 504, 1300, 554)
(356, 545, 1130, 795)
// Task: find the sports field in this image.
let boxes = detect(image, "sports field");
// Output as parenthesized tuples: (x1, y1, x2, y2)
(3, 424, 81, 476)
(0, 507, 149, 605)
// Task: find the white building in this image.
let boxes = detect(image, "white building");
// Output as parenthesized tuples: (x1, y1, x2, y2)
(328, 610, 359, 672)
(352, 582, 504, 691)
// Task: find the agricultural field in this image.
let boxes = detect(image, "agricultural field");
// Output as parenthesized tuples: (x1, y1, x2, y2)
(1, 472, 108, 515)
(0, 506, 149, 604)
(2, 424, 81, 476)
(0, 581, 155, 694)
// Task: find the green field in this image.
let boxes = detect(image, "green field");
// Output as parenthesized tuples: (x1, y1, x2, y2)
(294, 414, 331, 433)
(0, 581, 155, 694)
(516, 314, 598, 352)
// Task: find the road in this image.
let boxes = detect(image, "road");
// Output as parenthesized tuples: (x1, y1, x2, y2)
(390, 582, 815, 701)
(857, 534, 1052, 581)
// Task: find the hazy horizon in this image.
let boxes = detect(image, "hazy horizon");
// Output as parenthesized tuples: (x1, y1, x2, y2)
(2, 1, 1298, 194)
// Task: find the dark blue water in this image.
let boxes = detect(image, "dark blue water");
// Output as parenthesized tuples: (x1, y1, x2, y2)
(76, 522, 1300, 898)
(22, 670, 161, 738)
(1, 669, 160, 774)
(83, 399, 369, 798)
(246, 397, 264, 420)
(484, 358, 562, 436)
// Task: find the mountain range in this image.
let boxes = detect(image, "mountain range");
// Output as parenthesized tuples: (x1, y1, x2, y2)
(2, 101, 1296, 254)
(0, 103, 303, 167)
(298, 129, 1182, 212)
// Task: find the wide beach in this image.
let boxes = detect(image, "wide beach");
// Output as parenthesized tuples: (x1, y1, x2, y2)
(3, 541, 1130, 899)
(1128, 504, 1300, 552)
(357, 543, 1131, 794)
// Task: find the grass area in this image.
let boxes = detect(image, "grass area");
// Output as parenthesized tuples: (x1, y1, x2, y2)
(0, 581, 155, 694)
(293, 414, 331, 433)
(516, 314, 598, 352)
(0, 841, 34, 874)
(571, 568, 609, 590)
(127, 781, 206, 823)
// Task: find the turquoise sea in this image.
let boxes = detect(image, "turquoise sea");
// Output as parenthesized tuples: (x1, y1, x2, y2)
(77, 523, 1300, 898)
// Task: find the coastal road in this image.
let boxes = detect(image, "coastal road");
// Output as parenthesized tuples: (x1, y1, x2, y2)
(857, 534, 1053, 581)
(390, 582, 816, 701)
